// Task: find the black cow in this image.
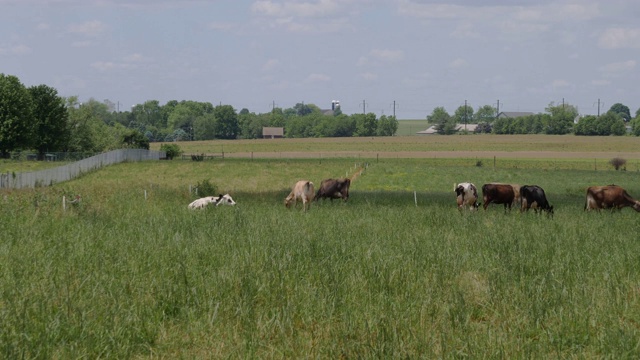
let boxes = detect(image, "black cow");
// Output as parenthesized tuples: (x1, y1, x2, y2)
(520, 185, 554, 216)
(315, 178, 351, 202)
(482, 183, 515, 211)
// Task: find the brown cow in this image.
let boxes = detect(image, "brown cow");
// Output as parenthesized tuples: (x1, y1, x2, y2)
(584, 185, 640, 212)
(315, 178, 351, 202)
(482, 183, 515, 211)
(285, 180, 315, 212)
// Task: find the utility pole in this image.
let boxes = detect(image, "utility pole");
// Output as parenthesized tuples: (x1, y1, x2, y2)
(464, 99, 467, 131)
(361, 100, 366, 114)
(392, 100, 398, 118)
(597, 98, 601, 117)
(496, 99, 500, 117)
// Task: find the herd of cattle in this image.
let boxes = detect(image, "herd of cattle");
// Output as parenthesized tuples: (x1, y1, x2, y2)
(187, 178, 640, 214)
(455, 182, 640, 215)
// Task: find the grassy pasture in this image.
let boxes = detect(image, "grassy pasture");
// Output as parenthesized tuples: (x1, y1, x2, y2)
(2, 148, 640, 357)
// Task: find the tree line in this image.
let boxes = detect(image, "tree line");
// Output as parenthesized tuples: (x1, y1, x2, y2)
(428, 102, 640, 136)
(0, 74, 399, 158)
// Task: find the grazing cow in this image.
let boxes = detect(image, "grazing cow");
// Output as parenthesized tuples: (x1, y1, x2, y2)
(520, 185, 554, 216)
(315, 178, 351, 202)
(454, 182, 479, 210)
(482, 183, 515, 211)
(285, 180, 315, 211)
(584, 185, 640, 212)
(188, 194, 236, 209)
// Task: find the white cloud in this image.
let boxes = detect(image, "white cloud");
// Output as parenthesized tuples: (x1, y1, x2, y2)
(251, 0, 340, 18)
(551, 79, 570, 89)
(262, 59, 280, 71)
(361, 72, 378, 81)
(598, 28, 640, 49)
(591, 79, 611, 86)
(67, 20, 106, 36)
(449, 58, 468, 68)
(306, 73, 331, 82)
(599, 60, 636, 73)
(370, 49, 404, 62)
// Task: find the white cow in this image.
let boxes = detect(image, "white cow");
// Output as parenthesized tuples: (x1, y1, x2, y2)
(285, 180, 315, 212)
(455, 182, 479, 210)
(188, 194, 236, 209)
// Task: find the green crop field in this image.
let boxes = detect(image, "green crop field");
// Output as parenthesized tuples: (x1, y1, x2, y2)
(2, 139, 640, 358)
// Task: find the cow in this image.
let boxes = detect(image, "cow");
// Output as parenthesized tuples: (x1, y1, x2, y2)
(188, 194, 236, 209)
(285, 180, 315, 212)
(454, 182, 479, 210)
(584, 185, 640, 212)
(520, 185, 554, 216)
(482, 183, 515, 211)
(315, 178, 351, 202)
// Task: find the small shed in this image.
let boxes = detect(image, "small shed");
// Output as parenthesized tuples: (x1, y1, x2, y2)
(262, 127, 284, 139)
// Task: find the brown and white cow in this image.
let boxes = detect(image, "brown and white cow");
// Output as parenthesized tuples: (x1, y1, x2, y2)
(482, 183, 515, 211)
(584, 185, 640, 212)
(284, 180, 315, 211)
(520, 185, 554, 216)
(454, 182, 479, 210)
(315, 178, 351, 202)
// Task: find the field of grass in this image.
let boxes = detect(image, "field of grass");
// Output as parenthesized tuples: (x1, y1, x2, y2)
(2, 154, 640, 358)
(396, 120, 431, 136)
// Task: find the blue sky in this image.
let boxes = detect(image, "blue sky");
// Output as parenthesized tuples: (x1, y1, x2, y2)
(1, 0, 639, 119)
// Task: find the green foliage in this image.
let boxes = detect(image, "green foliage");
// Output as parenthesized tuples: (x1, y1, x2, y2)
(428, 107, 456, 135)
(122, 130, 150, 149)
(575, 113, 626, 136)
(474, 104, 497, 123)
(0, 73, 34, 157)
(159, 143, 181, 159)
(212, 104, 239, 139)
(194, 179, 217, 196)
(608, 103, 631, 122)
(377, 115, 399, 136)
(353, 113, 378, 136)
(28, 84, 70, 159)
(453, 103, 474, 125)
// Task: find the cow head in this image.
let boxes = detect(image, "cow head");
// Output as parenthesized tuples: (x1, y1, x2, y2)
(633, 201, 640, 212)
(215, 194, 236, 206)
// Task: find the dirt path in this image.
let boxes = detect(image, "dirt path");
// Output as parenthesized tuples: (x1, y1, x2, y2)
(224, 150, 640, 160)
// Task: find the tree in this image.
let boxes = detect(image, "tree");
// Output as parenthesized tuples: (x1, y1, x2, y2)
(29, 84, 70, 159)
(213, 105, 239, 139)
(377, 115, 399, 136)
(545, 102, 577, 134)
(66, 97, 114, 152)
(453, 103, 474, 127)
(122, 129, 150, 149)
(608, 103, 631, 122)
(0, 74, 33, 157)
(354, 113, 377, 136)
(428, 107, 455, 135)
(474, 105, 497, 123)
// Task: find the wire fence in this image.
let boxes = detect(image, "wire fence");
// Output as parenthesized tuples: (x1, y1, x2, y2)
(0, 149, 165, 189)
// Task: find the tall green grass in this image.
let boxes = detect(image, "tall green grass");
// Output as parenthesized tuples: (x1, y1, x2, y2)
(1, 159, 640, 357)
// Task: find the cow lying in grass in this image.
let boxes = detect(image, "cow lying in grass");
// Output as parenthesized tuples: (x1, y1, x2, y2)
(285, 180, 315, 212)
(188, 194, 236, 209)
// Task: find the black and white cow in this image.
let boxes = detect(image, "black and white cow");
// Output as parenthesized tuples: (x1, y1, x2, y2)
(520, 185, 553, 216)
(188, 194, 236, 209)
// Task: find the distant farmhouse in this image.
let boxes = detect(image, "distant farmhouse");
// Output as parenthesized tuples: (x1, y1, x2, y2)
(417, 123, 478, 135)
(321, 100, 341, 115)
(496, 111, 534, 119)
(262, 127, 284, 139)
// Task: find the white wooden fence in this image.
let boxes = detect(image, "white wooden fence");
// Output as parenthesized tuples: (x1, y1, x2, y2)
(0, 149, 165, 189)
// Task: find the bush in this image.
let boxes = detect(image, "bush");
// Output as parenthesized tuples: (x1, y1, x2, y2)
(160, 143, 181, 160)
(195, 179, 217, 197)
(610, 157, 627, 171)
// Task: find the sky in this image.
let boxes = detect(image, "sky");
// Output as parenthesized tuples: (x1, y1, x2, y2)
(1, 0, 639, 119)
